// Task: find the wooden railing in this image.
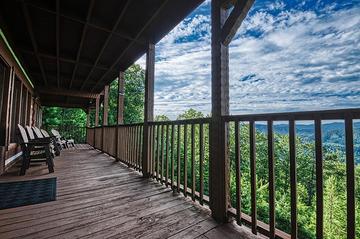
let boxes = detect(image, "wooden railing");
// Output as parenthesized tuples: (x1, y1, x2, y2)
(224, 108, 359, 239)
(86, 108, 359, 239)
(147, 118, 211, 205)
(88, 124, 143, 171)
(44, 125, 87, 143)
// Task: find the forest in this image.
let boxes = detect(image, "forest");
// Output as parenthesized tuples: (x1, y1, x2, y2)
(42, 64, 359, 239)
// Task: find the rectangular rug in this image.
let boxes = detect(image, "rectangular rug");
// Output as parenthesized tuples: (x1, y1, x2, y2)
(0, 177, 57, 210)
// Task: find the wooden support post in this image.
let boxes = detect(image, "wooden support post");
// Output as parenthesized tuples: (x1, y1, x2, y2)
(101, 86, 109, 152)
(0, 66, 13, 173)
(17, 82, 23, 124)
(142, 43, 155, 177)
(209, 0, 254, 223)
(0, 66, 13, 148)
(86, 109, 90, 127)
(115, 72, 125, 161)
(117, 72, 125, 124)
(103, 85, 109, 126)
(209, 0, 230, 223)
(95, 96, 100, 126)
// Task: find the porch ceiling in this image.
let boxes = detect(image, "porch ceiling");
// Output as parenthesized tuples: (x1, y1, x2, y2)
(0, 0, 204, 108)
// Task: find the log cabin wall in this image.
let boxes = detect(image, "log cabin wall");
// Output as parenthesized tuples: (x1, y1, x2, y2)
(0, 30, 39, 175)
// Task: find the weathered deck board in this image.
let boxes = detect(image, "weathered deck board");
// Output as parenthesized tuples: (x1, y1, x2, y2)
(0, 145, 260, 239)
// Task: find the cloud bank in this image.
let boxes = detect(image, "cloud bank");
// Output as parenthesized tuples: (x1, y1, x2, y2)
(137, 0, 360, 119)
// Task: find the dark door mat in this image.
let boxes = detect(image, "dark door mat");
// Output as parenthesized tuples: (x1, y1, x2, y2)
(0, 177, 57, 210)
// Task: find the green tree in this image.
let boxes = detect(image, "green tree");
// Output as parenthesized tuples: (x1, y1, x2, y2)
(155, 115, 170, 121)
(107, 64, 145, 125)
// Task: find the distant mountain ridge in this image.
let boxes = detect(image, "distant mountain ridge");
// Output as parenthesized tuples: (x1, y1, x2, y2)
(255, 122, 360, 163)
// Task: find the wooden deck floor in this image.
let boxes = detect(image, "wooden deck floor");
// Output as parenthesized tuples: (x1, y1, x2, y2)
(0, 145, 261, 239)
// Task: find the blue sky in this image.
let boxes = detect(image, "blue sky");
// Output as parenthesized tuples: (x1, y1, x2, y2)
(137, 0, 360, 119)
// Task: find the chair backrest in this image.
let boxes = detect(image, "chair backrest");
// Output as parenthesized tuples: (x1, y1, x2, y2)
(51, 129, 60, 138)
(25, 126, 35, 140)
(17, 124, 29, 143)
(41, 129, 50, 137)
(32, 127, 43, 138)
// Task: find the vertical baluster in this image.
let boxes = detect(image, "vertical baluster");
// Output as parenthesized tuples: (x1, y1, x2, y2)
(345, 116, 355, 239)
(183, 124, 188, 197)
(315, 118, 323, 239)
(156, 125, 161, 181)
(136, 126, 140, 170)
(149, 125, 153, 176)
(177, 124, 181, 193)
(268, 120, 275, 238)
(128, 127, 131, 166)
(171, 124, 175, 189)
(131, 127, 135, 167)
(235, 120, 241, 225)
(119, 127, 122, 161)
(125, 127, 128, 164)
(122, 127, 125, 162)
(131, 126, 136, 169)
(134, 126, 138, 169)
(152, 125, 156, 178)
(191, 123, 196, 201)
(134, 125, 140, 170)
(249, 120, 257, 234)
(121, 127, 124, 161)
(199, 123, 204, 205)
(127, 127, 131, 165)
(289, 119, 297, 239)
(165, 124, 170, 186)
(139, 125, 142, 170)
(138, 125, 143, 171)
(161, 124, 165, 184)
(151, 125, 155, 176)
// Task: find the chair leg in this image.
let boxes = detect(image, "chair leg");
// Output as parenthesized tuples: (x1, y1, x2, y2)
(20, 156, 28, 175)
(45, 147, 54, 173)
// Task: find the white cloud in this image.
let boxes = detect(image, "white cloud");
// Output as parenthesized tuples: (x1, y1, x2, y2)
(137, 1, 360, 119)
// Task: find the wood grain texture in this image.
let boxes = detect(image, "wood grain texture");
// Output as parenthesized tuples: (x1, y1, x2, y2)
(0, 145, 259, 239)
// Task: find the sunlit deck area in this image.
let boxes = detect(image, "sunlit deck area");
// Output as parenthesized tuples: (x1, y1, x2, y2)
(0, 146, 259, 239)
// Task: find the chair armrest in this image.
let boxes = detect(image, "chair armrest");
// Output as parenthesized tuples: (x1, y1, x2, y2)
(30, 138, 52, 143)
(20, 141, 50, 146)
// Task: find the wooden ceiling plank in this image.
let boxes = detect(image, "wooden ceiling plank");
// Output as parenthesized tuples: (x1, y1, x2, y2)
(37, 86, 99, 99)
(25, 3, 145, 45)
(18, 48, 111, 71)
(90, 0, 170, 93)
(56, 0, 60, 88)
(22, 3, 48, 85)
(69, 0, 95, 89)
(41, 101, 87, 110)
(79, 0, 131, 91)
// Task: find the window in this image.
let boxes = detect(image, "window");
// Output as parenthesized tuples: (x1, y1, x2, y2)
(0, 59, 9, 146)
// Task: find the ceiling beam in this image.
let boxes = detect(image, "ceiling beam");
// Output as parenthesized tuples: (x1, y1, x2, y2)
(31, 72, 98, 84)
(80, 0, 131, 91)
(221, 0, 254, 46)
(41, 101, 87, 110)
(37, 86, 99, 99)
(69, 0, 95, 89)
(56, 0, 60, 88)
(22, 3, 48, 85)
(18, 48, 111, 71)
(90, 0, 169, 93)
(26, 3, 145, 45)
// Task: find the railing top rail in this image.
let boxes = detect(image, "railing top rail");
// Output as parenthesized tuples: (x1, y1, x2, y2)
(88, 123, 144, 129)
(223, 108, 360, 122)
(148, 117, 211, 125)
(86, 108, 360, 129)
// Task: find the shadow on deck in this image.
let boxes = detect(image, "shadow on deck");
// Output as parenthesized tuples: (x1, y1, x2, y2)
(0, 145, 261, 239)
